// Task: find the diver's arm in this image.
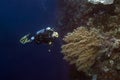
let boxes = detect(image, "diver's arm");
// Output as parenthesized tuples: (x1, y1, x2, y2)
(36, 29, 45, 35)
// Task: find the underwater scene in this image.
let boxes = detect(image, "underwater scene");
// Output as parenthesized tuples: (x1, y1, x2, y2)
(1, 0, 120, 80)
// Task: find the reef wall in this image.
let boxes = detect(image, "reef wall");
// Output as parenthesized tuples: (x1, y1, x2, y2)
(59, 0, 120, 80)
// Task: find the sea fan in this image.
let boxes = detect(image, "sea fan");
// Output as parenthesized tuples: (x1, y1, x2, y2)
(61, 27, 105, 73)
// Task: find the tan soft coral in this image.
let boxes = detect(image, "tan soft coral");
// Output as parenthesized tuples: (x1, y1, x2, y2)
(61, 26, 120, 80)
(61, 27, 105, 72)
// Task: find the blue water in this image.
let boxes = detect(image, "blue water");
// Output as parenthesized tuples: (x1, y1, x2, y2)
(0, 0, 69, 80)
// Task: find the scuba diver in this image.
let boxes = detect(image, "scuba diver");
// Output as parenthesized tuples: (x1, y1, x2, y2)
(20, 27, 59, 46)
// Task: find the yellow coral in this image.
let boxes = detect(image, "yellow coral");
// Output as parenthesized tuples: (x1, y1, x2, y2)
(61, 27, 105, 72)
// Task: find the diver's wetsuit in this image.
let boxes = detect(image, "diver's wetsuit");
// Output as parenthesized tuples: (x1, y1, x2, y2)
(20, 27, 59, 45)
(34, 29, 55, 44)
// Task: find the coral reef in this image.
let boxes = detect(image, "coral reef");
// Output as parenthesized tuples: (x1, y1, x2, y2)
(61, 26, 120, 80)
(58, 0, 120, 37)
(59, 0, 120, 80)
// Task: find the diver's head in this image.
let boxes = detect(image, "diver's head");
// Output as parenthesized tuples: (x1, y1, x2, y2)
(52, 31, 59, 38)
